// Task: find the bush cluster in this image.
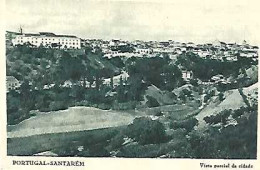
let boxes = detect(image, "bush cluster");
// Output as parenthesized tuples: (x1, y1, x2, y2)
(126, 117, 167, 145)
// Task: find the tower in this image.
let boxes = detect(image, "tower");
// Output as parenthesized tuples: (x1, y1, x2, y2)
(19, 25, 23, 34)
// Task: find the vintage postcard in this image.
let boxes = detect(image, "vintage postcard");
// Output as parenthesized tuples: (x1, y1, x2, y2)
(0, 0, 260, 169)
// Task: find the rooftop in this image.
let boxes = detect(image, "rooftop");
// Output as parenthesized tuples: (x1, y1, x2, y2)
(18, 32, 78, 38)
(6, 76, 19, 82)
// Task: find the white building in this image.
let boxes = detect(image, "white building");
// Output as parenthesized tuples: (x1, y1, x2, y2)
(12, 32, 81, 49)
(135, 48, 152, 54)
(103, 71, 129, 87)
(6, 76, 20, 92)
(182, 71, 193, 81)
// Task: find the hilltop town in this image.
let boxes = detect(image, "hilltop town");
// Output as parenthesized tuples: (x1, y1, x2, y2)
(6, 30, 258, 159)
(6, 30, 259, 61)
(6, 30, 259, 90)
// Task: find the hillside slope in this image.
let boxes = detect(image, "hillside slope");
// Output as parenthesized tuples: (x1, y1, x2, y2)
(195, 82, 258, 131)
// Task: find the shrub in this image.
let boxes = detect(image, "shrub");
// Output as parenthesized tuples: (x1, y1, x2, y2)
(97, 103, 111, 110)
(204, 109, 232, 125)
(179, 93, 187, 102)
(146, 95, 160, 108)
(190, 79, 198, 86)
(117, 143, 160, 158)
(106, 132, 126, 151)
(49, 101, 68, 111)
(170, 118, 198, 132)
(189, 108, 257, 159)
(204, 90, 215, 103)
(238, 88, 251, 108)
(218, 92, 225, 101)
(181, 88, 192, 97)
(126, 117, 167, 145)
(154, 111, 163, 116)
(232, 107, 249, 119)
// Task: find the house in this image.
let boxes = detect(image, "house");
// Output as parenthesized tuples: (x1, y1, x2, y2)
(211, 74, 224, 83)
(109, 39, 121, 47)
(182, 70, 193, 81)
(6, 76, 20, 92)
(135, 48, 152, 54)
(12, 32, 81, 49)
(103, 71, 129, 87)
(187, 42, 196, 48)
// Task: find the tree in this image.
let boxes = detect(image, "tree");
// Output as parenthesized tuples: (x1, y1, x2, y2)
(110, 76, 114, 89)
(126, 117, 167, 145)
(161, 64, 182, 91)
(218, 92, 225, 101)
(57, 52, 85, 82)
(146, 95, 160, 107)
(117, 76, 125, 102)
(84, 46, 93, 55)
(127, 74, 143, 101)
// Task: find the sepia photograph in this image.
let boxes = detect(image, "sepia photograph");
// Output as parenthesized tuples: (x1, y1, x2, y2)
(3, 0, 259, 164)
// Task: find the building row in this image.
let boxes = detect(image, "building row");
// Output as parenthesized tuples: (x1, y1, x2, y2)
(9, 31, 81, 49)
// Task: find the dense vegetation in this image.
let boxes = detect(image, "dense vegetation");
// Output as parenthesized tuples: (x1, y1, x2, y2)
(194, 106, 257, 159)
(177, 52, 257, 81)
(6, 45, 182, 124)
(6, 45, 258, 159)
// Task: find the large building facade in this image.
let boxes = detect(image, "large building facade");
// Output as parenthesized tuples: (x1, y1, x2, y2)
(12, 32, 81, 49)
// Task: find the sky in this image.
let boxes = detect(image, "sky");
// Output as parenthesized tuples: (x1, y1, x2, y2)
(5, 0, 260, 44)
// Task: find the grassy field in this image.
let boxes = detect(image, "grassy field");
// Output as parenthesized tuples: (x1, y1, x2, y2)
(7, 104, 200, 156)
(8, 106, 140, 138)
